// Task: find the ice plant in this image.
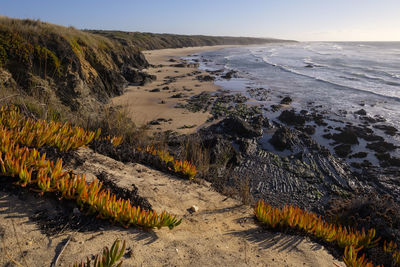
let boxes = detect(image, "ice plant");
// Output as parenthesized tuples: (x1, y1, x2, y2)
(72, 239, 126, 267)
(0, 106, 100, 151)
(0, 105, 182, 230)
(342, 245, 380, 267)
(384, 241, 400, 266)
(255, 199, 381, 250)
(137, 146, 197, 179)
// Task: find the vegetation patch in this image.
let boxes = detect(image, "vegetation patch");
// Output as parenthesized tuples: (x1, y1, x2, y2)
(0, 105, 181, 230)
(255, 199, 400, 266)
(73, 239, 126, 267)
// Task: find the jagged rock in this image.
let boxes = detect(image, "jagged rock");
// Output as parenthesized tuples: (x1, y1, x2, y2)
(278, 110, 306, 125)
(171, 93, 186, 98)
(349, 152, 368, 158)
(251, 115, 270, 129)
(304, 125, 316, 135)
(196, 75, 215, 82)
(269, 127, 295, 151)
(350, 126, 384, 142)
(366, 141, 397, 153)
(334, 144, 352, 158)
(373, 124, 398, 136)
(122, 67, 156, 85)
(149, 88, 160, 92)
(207, 117, 262, 138)
(221, 70, 237, 79)
(332, 128, 359, 144)
(354, 109, 367, 115)
(270, 105, 281, 112)
(280, 96, 293, 105)
(375, 153, 400, 167)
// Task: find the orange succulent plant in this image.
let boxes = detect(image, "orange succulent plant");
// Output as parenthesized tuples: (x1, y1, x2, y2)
(0, 105, 181, 230)
(255, 199, 380, 250)
(342, 245, 380, 267)
(255, 199, 400, 267)
(137, 146, 197, 179)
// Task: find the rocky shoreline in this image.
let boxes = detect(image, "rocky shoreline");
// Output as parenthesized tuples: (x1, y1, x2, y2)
(170, 53, 400, 214)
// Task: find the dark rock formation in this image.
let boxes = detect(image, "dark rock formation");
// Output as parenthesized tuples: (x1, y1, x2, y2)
(122, 67, 156, 85)
(278, 110, 306, 125)
(354, 109, 367, 116)
(269, 127, 296, 151)
(332, 128, 359, 144)
(334, 144, 352, 158)
(366, 141, 397, 153)
(373, 124, 398, 136)
(280, 96, 293, 105)
(221, 70, 237, 79)
(207, 117, 262, 138)
(196, 75, 215, 82)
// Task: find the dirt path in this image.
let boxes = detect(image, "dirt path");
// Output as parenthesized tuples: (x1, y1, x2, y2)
(0, 148, 343, 266)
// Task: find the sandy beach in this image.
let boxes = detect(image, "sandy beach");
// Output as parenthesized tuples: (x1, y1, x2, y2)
(112, 46, 234, 134)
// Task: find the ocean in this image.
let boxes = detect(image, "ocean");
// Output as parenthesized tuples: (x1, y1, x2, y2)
(191, 42, 400, 163)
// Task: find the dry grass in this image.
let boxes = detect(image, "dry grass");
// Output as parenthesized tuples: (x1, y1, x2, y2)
(180, 134, 210, 177)
(0, 16, 113, 50)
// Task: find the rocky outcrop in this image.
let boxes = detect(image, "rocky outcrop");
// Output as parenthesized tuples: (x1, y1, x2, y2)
(207, 117, 262, 138)
(192, 116, 360, 213)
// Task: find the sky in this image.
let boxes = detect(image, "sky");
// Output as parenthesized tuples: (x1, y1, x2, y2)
(1, 0, 400, 41)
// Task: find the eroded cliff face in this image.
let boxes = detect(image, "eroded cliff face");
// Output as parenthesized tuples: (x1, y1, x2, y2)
(0, 17, 152, 113)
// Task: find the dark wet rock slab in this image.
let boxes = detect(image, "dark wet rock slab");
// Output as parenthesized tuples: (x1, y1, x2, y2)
(278, 109, 306, 125)
(195, 121, 361, 213)
(331, 128, 359, 144)
(373, 124, 398, 136)
(366, 141, 398, 153)
(206, 117, 262, 138)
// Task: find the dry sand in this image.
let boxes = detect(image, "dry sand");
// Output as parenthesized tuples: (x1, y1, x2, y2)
(112, 46, 234, 134)
(0, 147, 344, 267)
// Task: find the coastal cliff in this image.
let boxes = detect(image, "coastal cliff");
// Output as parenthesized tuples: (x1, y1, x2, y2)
(0, 17, 289, 116)
(0, 17, 151, 114)
(87, 30, 294, 50)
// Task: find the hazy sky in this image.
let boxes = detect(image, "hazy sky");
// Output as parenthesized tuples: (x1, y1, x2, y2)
(1, 0, 400, 41)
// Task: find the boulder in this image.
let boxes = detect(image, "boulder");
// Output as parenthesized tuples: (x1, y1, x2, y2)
(354, 109, 367, 115)
(332, 128, 359, 144)
(278, 110, 306, 125)
(209, 117, 262, 138)
(349, 152, 368, 158)
(280, 96, 293, 105)
(122, 66, 156, 85)
(221, 70, 237, 79)
(269, 127, 295, 151)
(366, 141, 397, 153)
(334, 144, 352, 158)
(196, 75, 215, 82)
(373, 124, 398, 136)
